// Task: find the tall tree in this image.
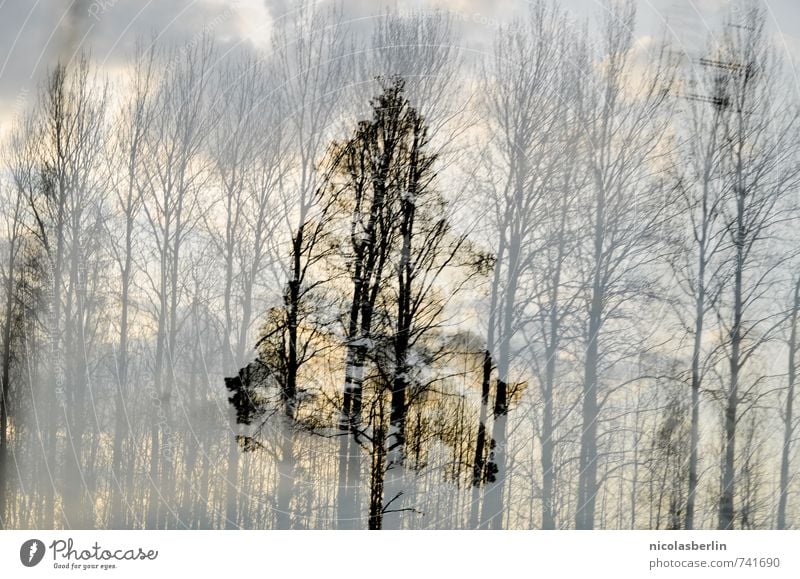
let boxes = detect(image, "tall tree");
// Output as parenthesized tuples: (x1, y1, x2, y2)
(335, 79, 409, 527)
(270, 2, 351, 529)
(104, 42, 156, 527)
(478, 0, 573, 529)
(670, 48, 732, 530)
(778, 274, 800, 529)
(712, 6, 800, 529)
(574, 1, 675, 530)
(15, 56, 109, 528)
(139, 36, 216, 527)
(0, 170, 27, 527)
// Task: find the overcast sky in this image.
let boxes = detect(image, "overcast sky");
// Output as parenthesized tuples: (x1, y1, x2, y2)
(1, 0, 798, 133)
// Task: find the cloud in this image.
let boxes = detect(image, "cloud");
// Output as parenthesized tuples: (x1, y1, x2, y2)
(0, 0, 275, 131)
(2, 0, 799, 135)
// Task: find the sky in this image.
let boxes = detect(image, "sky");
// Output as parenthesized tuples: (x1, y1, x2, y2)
(1, 0, 799, 133)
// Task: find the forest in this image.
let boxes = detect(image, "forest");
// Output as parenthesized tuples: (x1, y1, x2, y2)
(0, 0, 799, 530)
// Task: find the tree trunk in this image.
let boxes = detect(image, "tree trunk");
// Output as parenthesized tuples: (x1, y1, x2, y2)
(541, 340, 557, 530)
(0, 242, 14, 527)
(469, 350, 492, 528)
(481, 256, 517, 529)
(685, 277, 704, 530)
(777, 277, 799, 529)
(541, 228, 566, 530)
(110, 210, 133, 527)
(276, 426, 296, 529)
(368, 395, 387, 530)
(719, 191, 745, 531)
(576, 303, 601, 530)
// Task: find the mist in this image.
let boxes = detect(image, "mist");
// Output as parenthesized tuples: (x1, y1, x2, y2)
(1, 0, 799, 530)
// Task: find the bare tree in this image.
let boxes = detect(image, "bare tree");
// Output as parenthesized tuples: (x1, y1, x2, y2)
(669, 48, 733, 530)
(139, 36, 217, 527)
(778, 274, 800, 528)
(573, 1, 675, 530)
(104, 42, 156, 527)
(711, 6, 800, 529)
(477, 0, 576, 529)
(267, 2, 351, 529)
(0, 167, 27, 526)
(207, 49, 286, 529)
(12, 55, 110, 528)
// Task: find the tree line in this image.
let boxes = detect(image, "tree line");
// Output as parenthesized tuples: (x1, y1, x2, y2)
(1, 0, 799, 530)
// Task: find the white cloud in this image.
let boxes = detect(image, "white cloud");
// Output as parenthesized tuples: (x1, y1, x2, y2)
(203, 0, 274, 51)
